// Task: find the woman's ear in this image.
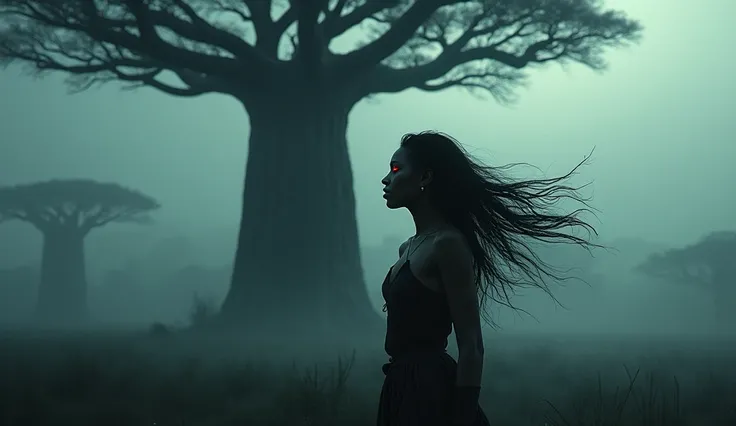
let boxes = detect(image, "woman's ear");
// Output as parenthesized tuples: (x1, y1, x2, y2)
(420, 170, 434, 188)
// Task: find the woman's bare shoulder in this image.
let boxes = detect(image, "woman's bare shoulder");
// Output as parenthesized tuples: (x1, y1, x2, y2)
(398, 238, 411, 257)
(432, 228, 470, 249)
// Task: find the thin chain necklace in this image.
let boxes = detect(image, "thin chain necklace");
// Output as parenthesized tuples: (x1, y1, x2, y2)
(383, 229, 442, 313)
(405, 228, 441, 259)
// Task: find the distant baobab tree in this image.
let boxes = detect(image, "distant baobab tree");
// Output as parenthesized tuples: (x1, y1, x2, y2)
(636, 231, 736, 323)
(0, 179, 159, 325)
(0, 1, 642, 335)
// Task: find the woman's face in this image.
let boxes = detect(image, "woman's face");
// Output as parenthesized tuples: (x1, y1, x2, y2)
(381, 147, 425, 209)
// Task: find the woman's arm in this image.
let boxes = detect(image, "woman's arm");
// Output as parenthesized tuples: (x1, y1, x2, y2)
(434, 233, 484, 425)
(435, 232, 484, 386)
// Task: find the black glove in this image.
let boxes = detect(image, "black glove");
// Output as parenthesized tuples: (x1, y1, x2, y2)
(451, 386, 481, 426)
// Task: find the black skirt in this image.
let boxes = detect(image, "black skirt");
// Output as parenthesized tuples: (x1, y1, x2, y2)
(377, 351, 491, 426)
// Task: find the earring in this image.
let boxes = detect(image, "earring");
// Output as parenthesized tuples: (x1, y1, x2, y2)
(420, 186, 425, 192)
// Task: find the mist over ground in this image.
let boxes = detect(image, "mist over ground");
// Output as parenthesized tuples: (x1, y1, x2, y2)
(1, 0, 735, 425)
(1, 229, 729, 336)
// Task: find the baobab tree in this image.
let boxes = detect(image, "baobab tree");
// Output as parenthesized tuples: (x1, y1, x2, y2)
(636, 231, 736, 323)
(0, 179, 160, 325)
(0, 1, 642, 334)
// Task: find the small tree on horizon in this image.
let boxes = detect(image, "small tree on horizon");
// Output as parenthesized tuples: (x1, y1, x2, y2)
(635, 231, 736, 324)
(0, 179, 160, 325)
(0, 0, 642, 335)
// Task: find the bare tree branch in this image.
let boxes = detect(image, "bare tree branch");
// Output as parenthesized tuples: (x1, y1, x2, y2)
(0, 0, 642, 113)
(348, 0, 641, 100)
(1, 0, 640, 103)
(0, 0, 272, 96)
(336, 0, 457, 75)
(243, 0, 277, 53)
(321, 0, 352, 38)
(322, 0, 400, 40)
(415, 63, 524, 103)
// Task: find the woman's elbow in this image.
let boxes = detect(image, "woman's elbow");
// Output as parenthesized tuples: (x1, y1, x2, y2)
(457, 336, 484, 358)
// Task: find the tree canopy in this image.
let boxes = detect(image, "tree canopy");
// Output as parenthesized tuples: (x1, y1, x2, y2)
(0, 0, 642, 103)
(635, 231, 736, 287)
(0, 179, 160, 233)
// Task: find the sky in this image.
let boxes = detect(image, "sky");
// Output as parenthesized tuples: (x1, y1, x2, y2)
(1, 0, 734, 264)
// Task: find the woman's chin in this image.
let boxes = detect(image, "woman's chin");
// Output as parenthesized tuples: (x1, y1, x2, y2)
(385, 199, 402, 209)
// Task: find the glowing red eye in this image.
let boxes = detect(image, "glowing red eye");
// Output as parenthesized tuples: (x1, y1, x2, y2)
(391, 165, 399, 172)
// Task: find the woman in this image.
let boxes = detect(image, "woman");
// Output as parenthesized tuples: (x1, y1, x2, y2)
(377, 131, 598, 425)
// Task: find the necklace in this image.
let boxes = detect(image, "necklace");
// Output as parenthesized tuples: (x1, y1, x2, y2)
(405, 229, 441, 258)
(383, 229, 442, 314)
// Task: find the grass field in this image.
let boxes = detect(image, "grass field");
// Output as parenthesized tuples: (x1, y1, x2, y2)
(1, 328, 734, 426)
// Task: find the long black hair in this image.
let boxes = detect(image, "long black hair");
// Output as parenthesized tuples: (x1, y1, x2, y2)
(400, 131, 601, 324)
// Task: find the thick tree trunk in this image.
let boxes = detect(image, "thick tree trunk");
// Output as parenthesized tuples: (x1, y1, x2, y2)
(219, 89, 382, 338)
(36, 227, 88, 325)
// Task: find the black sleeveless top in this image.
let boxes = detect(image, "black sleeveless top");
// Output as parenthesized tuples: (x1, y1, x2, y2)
(382, 260, 453, 357)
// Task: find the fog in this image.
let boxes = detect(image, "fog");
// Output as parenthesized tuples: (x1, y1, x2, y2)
(1, 0, 734, 337)
(1, 1, 735, 425)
